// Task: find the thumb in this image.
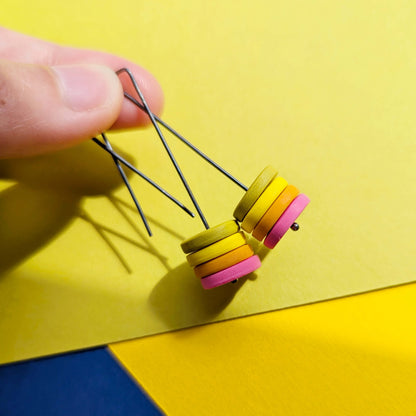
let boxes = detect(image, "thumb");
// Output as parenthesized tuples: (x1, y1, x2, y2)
(0, 60, 123, 158)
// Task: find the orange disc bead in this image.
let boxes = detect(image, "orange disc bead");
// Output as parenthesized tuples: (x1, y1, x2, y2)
(193, 244, 254, 279)
(252, 184, 299, 241)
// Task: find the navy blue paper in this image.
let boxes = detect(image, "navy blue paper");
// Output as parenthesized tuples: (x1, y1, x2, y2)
(0, 347, 163, 416)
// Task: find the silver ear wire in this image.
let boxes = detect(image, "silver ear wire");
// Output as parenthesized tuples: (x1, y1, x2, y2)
(121, 91, 247, 191)
(116, 67, 210, 230)
(92, 132, 194, 236)
(100, 132, 152, 236)
(92, 136, 194, 218)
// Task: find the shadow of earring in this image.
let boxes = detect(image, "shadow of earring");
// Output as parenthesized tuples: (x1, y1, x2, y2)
(0, 141, 137, 276)
(148, 262, 258, 328)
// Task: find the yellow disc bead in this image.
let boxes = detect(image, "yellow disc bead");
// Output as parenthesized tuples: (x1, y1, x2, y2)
(241, 176, 288, 233)
(233, 166, 278, 222)
(181, 220, 239, 254)
(186, 232, 246, 268)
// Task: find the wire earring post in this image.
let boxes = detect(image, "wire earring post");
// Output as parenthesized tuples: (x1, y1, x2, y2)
(92, 137, 194, 217)
(122, 91, 248, 192)
(101, 132, 152, 236)
(117, 68, 210, 230)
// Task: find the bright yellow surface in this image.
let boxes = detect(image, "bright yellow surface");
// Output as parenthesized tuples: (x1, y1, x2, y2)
(1, 0, 415, 364)
(111, 284, 416, 415)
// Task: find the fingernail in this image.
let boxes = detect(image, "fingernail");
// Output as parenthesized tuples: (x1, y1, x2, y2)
(52, 64, 113, 112)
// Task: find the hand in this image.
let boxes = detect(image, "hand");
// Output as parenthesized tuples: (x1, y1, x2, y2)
(0, 27, 164, 159)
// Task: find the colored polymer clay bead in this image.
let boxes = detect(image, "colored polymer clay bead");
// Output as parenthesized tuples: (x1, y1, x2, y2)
(186, 232, 246, 268)
(252, 184, 300, 241)
(233, 166, 278, 222)
(264, 194, 310, 249)
(240, 176, 288, 233)
(193, 244, 254, 279)
(200, 255, 261, 289)
(181, 220, 239, 254)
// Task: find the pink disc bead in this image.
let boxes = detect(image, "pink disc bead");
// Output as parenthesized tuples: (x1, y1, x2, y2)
(264, 194, 310, 249)
(201, 255, 261, 290)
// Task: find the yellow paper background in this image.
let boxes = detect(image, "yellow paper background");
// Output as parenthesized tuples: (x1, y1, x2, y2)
(1, 0, 415, 364)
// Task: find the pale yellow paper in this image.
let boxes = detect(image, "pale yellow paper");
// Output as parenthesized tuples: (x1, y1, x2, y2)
(1, 0, 415, 364)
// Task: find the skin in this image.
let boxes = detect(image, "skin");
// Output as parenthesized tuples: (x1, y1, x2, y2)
(0, 26, 164, 158)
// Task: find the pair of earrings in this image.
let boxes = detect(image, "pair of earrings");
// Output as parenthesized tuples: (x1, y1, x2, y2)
(94, 68, 310, 289)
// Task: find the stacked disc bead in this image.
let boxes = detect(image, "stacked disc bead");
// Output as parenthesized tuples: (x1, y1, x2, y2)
(181, 220, 261, 289)
(234, 166, 310, 248)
